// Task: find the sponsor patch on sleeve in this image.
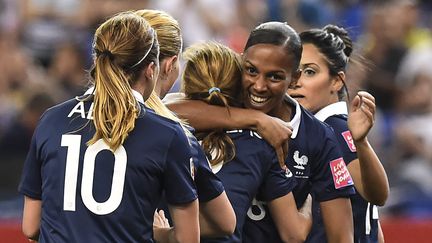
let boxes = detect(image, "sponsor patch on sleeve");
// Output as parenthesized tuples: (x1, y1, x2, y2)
(341, 130, 356, 152)
(330, 157, 354, 189)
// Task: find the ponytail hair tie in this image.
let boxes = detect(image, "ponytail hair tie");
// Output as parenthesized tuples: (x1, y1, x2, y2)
(96, 49, 115, 60)
(208, 87, 221, 95)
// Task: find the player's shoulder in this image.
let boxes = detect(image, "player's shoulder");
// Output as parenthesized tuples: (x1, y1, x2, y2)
(226, 129, 265, 144)
(227, 129, 275, 157)
(137, 105, 186, 136)
(299, 106, 334, 136)
(324, 114, 348, 132)
(39, 97, 82, 122)
(294, 105, 341, 158)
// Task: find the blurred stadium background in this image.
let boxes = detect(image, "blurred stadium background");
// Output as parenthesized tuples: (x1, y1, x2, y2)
(1, 0, 432, 242)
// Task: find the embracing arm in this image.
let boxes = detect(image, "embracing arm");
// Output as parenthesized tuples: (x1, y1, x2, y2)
(22, 196, 41, 241)
(164, 93, 292, 167)
(320, 198, 353, 243)
(154, 200, 200, 243)
(199, 191, 236, 237)
(164, 93, 270, 131)
(348, 92, 389, 206)
(268, 193, 312, 243)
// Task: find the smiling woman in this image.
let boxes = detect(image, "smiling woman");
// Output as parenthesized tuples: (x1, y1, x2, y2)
(241, 43, 295, 117)
(165, 21, 357, 243)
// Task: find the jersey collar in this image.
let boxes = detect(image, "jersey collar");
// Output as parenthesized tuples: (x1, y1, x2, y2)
(83, 87, 145, 104)
(284, 95, 301, 139)
(314, 101, 348, 122)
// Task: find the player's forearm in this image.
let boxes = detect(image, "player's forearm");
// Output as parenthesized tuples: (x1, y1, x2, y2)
(154, 227, 199, 243)
(153, 227, 175, 243)
(354, 138, 389, 206)
(22, 196, 41, 241)
(199, 192, 236, 237)
(298, 201, 312, 241)
(199, 212, 229, 237)
(165, 99, 261, 132)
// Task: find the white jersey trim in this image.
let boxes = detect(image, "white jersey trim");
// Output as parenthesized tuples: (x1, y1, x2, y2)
(286, 96, 301, 139)
(83, 87, 145, 105)
(314, 101, 348, 122)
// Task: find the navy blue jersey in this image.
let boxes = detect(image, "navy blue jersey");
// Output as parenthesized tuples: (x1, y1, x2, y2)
(313, 102, 380, 243)
(18, 92, 197, 243)
(202, 129, 296, 243)
(243, 97, 355, 243)
(188, 127, 225, 202)
(157, 127, 225, 224)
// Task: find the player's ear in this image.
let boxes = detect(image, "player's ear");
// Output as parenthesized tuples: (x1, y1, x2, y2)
(144, 61, 159, 82)
(331, 71, 345, 93)
(161, 55, 178, 75)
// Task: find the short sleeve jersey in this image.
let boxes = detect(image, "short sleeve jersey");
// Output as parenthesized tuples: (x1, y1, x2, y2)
(243, 97, 355, 243)
(18, 92, 197, 243)
(202, 129, 297, 243)
(157, 127, 225, 224)
(187, 126, 225, 202)
(311, 101, 379, 243)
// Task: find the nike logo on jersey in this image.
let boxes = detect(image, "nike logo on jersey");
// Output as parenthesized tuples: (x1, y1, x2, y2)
(293, 150, 308, 170)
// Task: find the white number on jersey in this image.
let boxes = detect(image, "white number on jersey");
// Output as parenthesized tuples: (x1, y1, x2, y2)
(247, 198, 267, 221)
(61, 134, 127, 215)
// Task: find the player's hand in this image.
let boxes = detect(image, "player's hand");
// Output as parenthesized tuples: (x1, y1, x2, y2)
(256, 115, 292, 169)
(348, 91, 376, 143)
(153, 210, 170, 229)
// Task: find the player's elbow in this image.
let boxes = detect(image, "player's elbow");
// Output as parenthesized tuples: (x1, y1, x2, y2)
(218, 214, 236, 236)
(22, 225, 39, 241)
(279, 232, 307, 243)
(278, 223, 309, 243)
(370, 195, 387, 207)
(366, 189, 389, 207)
(207, 212, 236, 237)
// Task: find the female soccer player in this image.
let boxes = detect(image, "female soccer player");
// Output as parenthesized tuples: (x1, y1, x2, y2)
(19, 12, 199, 243)
(181, 41, 312, 243)
(135, 9, 236, 236)
(165, 22, 355, 243)
(288, 25, 389, 243)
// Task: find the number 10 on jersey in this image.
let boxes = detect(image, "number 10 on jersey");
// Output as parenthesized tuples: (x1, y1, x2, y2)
(61, 134, 127, 215)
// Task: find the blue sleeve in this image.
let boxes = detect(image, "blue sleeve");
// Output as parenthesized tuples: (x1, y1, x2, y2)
(325, 116, 358, 165)
(164, 127, 198, 205)
(190, 138, 224, 202)
(257, 147, 297, 202)
(311, 126, 355, 202)
(18, 126, 42, 200)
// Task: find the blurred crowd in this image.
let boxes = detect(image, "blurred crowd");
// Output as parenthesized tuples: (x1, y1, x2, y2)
(1, 0, 432, 219)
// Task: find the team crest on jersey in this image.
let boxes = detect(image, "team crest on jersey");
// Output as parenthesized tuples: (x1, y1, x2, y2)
(329, 157, 354, 189)
(190, 158, 196, 180)
(341, 130, 356, 152)
(293, 151, 308, 170)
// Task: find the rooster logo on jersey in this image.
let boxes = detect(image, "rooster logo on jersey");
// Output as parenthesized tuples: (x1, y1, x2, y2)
(293, 151, 308, 170)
